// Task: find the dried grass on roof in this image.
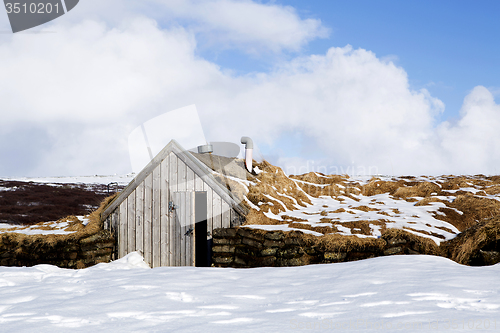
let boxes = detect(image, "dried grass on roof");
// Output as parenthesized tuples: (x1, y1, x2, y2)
(288, 222, 337, 235)
(414, 197, 446, 206)
(244, 209, 286, 225)
(440, 176, 471, 190)
(443, 216, 500, 265)
(281, 215, 309, 222)
(402, 226, 446, 240)
(361, 178, 404, 196)
(340, 220, 387, 236)
(485, 186, 500, 195)
(448, 194, 500, 231)
(393, 182, 441, 198)
(314, 233, 386, 253)
(289, 172, 350, 198)
(289, 172, 346, 185)
(243, 163, 500, 265)
(352, 205, 380, 212)
(246, 161, 311, 214)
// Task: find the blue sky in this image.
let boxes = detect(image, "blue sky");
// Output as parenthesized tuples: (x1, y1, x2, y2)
(203, 0, 500, 123)
(0, 0, 499, 177)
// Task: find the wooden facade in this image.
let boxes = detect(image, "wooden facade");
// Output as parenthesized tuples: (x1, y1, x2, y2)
(101, 140, 247, 268)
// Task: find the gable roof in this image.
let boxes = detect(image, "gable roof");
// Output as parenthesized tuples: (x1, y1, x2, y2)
(101, 139, 249, 220)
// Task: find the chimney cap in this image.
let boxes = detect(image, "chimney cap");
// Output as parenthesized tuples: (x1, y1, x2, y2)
(197, 144, 213, 154)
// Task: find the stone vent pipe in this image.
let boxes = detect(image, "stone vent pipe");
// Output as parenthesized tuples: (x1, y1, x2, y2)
(240, 136, 253, 173)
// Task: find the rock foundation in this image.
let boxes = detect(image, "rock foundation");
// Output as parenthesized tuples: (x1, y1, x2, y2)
(211, 227, 434, 268)
(0, 230, 115, 269)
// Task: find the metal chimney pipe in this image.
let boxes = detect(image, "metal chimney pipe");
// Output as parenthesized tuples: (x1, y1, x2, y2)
(240, 136, 253, 173)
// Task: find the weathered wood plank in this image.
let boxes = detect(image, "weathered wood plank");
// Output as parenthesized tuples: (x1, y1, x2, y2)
(179, 191, 188, 266)
(173, 191, 183, 266)
(144, 173, 153, 267)
(213, 190, 222, 230)
(187, 191, 194, 266)
(182, 191, 188, 266)
(186, 166, 195, 191)
(127, 191, 136, 255)
(194, 172, 203, 191)
(169, 153, 177, 266)
(174, 191, 194, 266)
(103, 214, 111, 231)
(177, 158, 187, 191)
(222, 200, 230, 228)
(167, 155, 174, 266)
(172, 191, 179, 266)
(112, 209, 119, 235)
(169, 152, 178, 192)
(152, 165, 161, 268)
(185, 192, 194, 266)
(160, 159, 169, 266)
(118, 200, 127, 259)
(135, 182, 144, 258)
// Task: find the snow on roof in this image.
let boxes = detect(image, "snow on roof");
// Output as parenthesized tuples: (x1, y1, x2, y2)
(243, 166, 500, 245)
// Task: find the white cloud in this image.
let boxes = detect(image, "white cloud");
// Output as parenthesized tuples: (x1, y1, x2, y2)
(0, 2, 499, 177)
(437, 86, 500, 175)
(18, 0, 328, 54)
(196, 46, 447, 175)
(176, 0, 329, 53)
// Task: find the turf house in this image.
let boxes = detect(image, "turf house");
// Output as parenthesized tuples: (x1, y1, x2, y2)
(101, 140, 249, 268)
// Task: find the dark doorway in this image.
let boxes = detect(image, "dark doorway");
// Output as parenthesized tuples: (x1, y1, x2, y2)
(195, 191, 209, 267)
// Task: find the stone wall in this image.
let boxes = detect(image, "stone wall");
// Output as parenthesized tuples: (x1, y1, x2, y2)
(212, 227, 438, 268)
(0, 229, 115, 269)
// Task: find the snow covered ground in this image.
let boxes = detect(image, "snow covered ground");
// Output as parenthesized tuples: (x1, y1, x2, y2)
(0, 253, 498, 332)
(0, 215, 89, 235)
(1, 172, 499, 331)
(0, 174, 132, 228)
(3, 174, 135, 186)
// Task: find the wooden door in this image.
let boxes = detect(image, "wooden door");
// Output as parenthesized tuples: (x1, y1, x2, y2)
(172, 191, 195, 266)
